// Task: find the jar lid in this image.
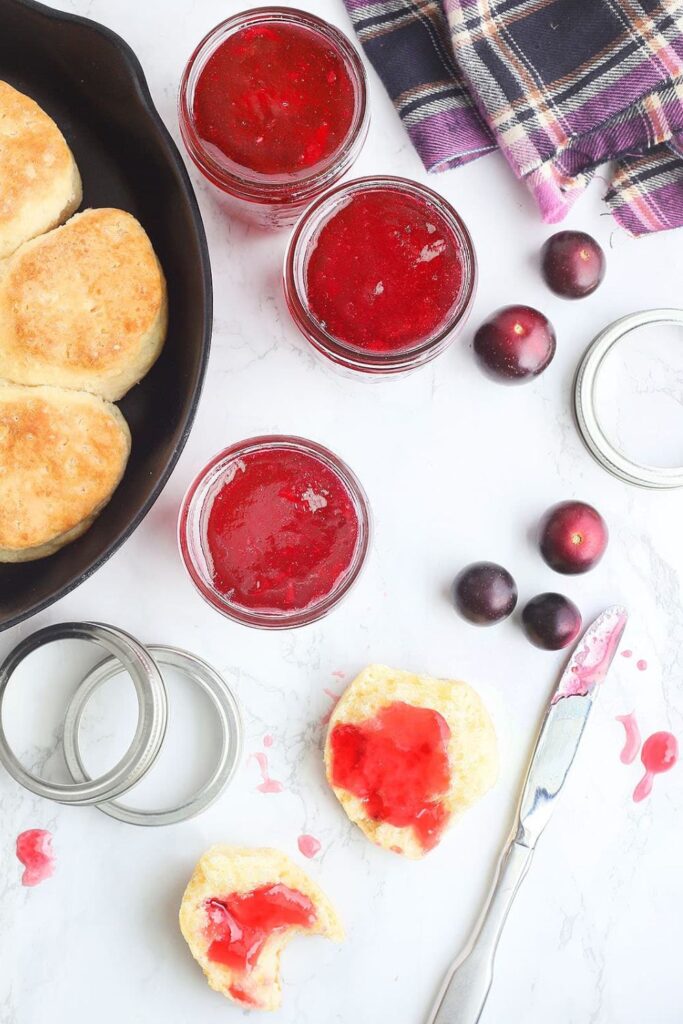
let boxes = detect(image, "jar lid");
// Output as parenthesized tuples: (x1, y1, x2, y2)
(0, 622, 168, 805)
(0, 624, 242, 825)
(63, 645, 242, 826)
(574, 308, 683, 488)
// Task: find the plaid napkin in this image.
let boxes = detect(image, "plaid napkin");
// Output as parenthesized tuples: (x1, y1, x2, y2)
(344, 0, 683, 235)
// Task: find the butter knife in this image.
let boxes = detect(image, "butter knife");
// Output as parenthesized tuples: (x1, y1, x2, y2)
(426, 605, 628, 1024)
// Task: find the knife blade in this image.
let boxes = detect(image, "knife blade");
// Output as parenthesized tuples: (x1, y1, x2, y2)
(426, 604, 628, 1024)
(515, 604, 628, 848)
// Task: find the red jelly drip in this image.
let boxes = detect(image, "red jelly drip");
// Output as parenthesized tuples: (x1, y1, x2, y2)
(633, 730, 678, 802)
(16, 829, 55, 887)
(192, 22, 355, 177)
(615, 712, 640, 765)
(205, 884, 316, 973)
(305, 188, 464, 354)
(297, 834, 322, 859)
(329, 701, 452, 851)
(206, 449, 359, 613)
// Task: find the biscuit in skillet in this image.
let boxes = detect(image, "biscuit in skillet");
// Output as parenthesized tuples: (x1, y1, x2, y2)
(0, 382, 131, 562)
(324, 664, 498, 858)
(179, 846, 344, 1011)
(0, 207, 167, 401)
(0, 81, 82, 259)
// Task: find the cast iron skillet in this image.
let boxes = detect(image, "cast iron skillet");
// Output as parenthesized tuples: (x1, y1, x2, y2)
(0, 0, 212, 631)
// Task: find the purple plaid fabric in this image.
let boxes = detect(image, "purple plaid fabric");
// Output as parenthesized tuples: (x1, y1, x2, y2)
(343, 0, 683, 235)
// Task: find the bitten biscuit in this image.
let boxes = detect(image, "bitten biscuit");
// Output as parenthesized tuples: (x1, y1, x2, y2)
(0, 382, 131, 561)
(0, 207, 167, 400)
(324, 664, 498, 858)
(179, 846, 343, 1012)
(0, 81, 82, 259)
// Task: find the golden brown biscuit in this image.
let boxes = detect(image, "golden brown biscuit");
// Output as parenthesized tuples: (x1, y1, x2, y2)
(0, 207, 167, 400)
(324, 665, 498, 858)
(0, 81, 82, 259)
(0, 382, 131, 561)
(179, 846, 343, 1011)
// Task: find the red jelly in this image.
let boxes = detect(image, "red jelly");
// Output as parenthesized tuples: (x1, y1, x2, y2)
(16, 828, 55, 887)
(179, 9, 368, 227)
(205, 883, 316, 989)
(179, 437, 371, 628)
(329, 701, 452, 851)
(285, 176, 477, 374)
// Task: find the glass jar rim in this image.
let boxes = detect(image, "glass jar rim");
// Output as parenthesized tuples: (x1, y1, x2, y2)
(178, 435, 372, 628)
(283, 175, 477, 372)
(178, 7, 369, 204)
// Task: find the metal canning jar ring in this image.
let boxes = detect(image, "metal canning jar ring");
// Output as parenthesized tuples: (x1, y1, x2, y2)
(62, 645, 243, 826)
(574, 308, 683, 489)
(0, 623, 168, 805)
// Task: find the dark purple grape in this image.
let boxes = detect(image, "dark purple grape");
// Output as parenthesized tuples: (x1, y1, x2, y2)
(473, 305, 556, 383)
(452, 562, 518, 626)
(539, 500, 608, 574)
(522, 593, 582, 650)
(541, 231, 606, 299)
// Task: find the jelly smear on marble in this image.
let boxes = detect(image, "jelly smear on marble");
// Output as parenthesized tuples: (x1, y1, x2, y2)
(305, 186, 464, 354)
(552, 606, 627, 705)
(16, 829, 54, 887)
(192, 22, 355, 178)
(263, 734, 274, 748)
(633, 731, 678, 803)
(252, 752, 284, 794)
(621, 650, 633, 659)
(205, 884, 316, 1002)
(329, 700, 452, 851)
(205, 448, 359, 614)
(298, 834, 322, 858)
(637, 659, 648, 672)
(616, 712, 641, 765)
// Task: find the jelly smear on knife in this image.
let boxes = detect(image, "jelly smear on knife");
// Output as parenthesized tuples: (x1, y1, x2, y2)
(633, 731, 678, 803)
(552, 607, 627, 704)
(329, 701, 451, 851)
(616, 712, 641, 765)
(16, 829, 54, 887)
(205, 885, 316, 984)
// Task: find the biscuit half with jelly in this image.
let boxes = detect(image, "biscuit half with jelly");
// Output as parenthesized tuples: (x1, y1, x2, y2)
(179, 846, 343, 1011)
(324, 664, 498, 858)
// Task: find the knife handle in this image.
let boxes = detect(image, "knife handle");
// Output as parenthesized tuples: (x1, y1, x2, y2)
(425, 840, 534, 1024)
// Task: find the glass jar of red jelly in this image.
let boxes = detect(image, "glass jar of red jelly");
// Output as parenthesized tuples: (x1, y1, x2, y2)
(284, 175, 477, 374)
(178, 8, 369, 228)
(179, 436, 371, 629)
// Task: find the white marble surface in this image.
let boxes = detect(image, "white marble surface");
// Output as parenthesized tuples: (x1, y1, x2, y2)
(3, 2, 683, 1021)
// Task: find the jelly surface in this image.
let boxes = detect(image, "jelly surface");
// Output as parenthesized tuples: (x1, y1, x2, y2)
(192, 22, 355, 177)
(305, 187, 464, 354)
(329, 701, 452, 850)
(205, 448, 359, 613)
(205, 884, 316, 976)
